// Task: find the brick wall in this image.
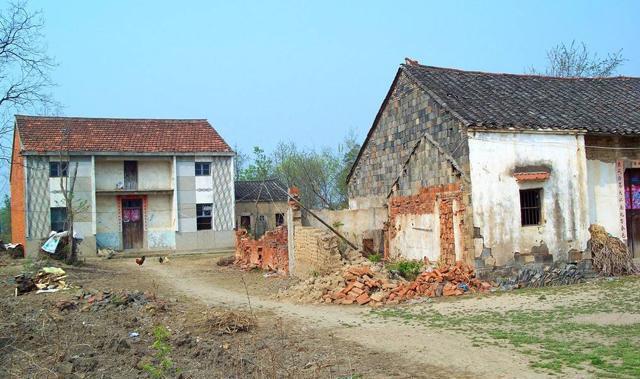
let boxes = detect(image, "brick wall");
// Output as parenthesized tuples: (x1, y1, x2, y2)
(348, 70, 471, 207)
(293, 226, 342, 279)
(10, 130, 25, 246)
(235, 226, 289, 273)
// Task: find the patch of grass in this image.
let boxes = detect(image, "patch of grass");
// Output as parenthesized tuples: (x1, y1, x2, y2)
(367, 253, 382, 263)
(370, 276, 640, 377)
(387, 260, 423, 281)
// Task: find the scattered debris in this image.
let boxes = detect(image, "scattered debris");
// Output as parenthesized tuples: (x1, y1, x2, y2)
(97, 248, 117, 259)
(589, 224, 638, 276)
(2, 243, 24, 259)
(15, 267, 71, 296)
(190, 309, 256, 335)
(52, 289, 165, 313)
(497, 263, 586, 290)
(216, 255, 235, 266)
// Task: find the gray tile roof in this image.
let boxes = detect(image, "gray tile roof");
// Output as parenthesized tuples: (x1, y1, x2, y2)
(235, 179, 288, 202)
(402, 64, 640, 135)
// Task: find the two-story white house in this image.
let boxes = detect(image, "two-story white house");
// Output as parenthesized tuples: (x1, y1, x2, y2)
(10, 115, 236, 257)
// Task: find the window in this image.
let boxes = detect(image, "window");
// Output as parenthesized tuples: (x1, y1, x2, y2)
(195, 162, 211, 176)
(275, 213, 285, 226)
(520, 189, 542, 226)
(50, 207, 67, 232)
(196, 203, 213, 230)
(49, 161, 68, 178)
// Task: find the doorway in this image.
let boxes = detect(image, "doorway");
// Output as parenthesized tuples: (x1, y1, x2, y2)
(122, 198, 143, 249)
(624, 168, 640, 258)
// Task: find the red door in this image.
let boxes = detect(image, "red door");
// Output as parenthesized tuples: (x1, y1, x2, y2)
(122, 199, 143, 249)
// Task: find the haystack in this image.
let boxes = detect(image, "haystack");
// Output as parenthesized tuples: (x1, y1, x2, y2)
(588, 224, 638, 276)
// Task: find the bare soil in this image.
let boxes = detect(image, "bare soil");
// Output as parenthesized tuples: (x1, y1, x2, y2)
(4, 254, 637, 378)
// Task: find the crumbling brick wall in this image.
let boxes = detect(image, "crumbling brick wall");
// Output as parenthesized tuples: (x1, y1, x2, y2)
(235, 226, 289, 273)
(388, 183, 466, 264)
(293, 227, 342, 279)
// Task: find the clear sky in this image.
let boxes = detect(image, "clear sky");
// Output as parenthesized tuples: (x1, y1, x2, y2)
(21, 0, 640, 152)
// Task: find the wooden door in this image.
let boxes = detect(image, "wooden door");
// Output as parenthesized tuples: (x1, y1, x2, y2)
(122, 199, 143, 249)
(124, 161, 138, 190)
(624, 169, 640, 258)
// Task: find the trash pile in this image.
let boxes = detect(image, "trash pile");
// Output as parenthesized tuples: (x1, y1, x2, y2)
(54, 289, 165, 313)
(0, 242, 24, 259)
(497, 263, 585, 290)
(589, 224, 638, 276)
(280, 258, 493, 307)
(15, 267, 71, 295)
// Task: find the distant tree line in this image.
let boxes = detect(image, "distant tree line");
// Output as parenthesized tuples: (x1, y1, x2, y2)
(235, 134, 361, 210)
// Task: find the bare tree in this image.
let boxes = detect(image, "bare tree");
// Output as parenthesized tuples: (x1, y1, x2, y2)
(0, 1, 56, 161)
(529, 40, 626, 78)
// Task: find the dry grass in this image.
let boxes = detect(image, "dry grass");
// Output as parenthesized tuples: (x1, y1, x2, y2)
(190, 309, 256, 335)
(589, 224, 638, 276)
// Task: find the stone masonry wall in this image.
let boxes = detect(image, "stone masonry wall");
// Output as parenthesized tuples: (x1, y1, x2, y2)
(293, 227, 342, 279)
(348, 70, 471, 207)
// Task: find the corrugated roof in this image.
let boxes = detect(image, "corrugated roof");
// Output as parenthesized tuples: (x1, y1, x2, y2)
(15, 115, 232, 153)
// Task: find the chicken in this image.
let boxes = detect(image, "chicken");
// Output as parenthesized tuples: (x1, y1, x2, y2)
(135, 256, 146, 266)
(158, 256, 170, 264)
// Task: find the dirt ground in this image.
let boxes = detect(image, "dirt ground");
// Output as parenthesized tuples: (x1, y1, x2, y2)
(2, 254, 639, 378)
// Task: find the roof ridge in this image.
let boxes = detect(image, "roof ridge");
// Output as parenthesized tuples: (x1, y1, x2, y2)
(403, 63, 640, 81)
(15, 115, 209, 122)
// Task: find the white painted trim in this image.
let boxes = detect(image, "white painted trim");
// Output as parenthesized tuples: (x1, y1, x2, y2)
(172, 156, 178, 232)
(91, 155, 97, 235)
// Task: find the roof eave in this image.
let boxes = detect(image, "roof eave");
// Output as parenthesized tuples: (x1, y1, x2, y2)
(20, 150, 235, 156)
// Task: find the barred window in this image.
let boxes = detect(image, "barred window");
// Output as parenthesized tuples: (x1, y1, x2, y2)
(275, 213, 285, 226)
(520, 189, 542, 226)
(196, 203, 213, 230)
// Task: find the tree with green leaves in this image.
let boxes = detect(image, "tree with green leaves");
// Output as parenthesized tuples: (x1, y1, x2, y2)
(0, 194, 10, 242)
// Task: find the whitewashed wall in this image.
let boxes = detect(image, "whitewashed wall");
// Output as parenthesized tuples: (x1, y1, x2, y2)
(586, 160, 621, 238)
(468, 131, 590, 266)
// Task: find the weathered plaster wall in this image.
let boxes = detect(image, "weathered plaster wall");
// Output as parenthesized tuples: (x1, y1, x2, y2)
(305, 207, 386, 253)
(95, 157, 172, 191)
(95, 195, 120, 249)
(147, 195, 175, 249)
(585, 135, 640, 240)
(468, 131, 590, 266)
(235, 201, 288, 234)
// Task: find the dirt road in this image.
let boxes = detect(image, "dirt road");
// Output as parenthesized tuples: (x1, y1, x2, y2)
(119, 255, 548, 378)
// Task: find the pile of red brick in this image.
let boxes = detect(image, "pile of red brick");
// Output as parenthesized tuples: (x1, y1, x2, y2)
(322, 261, 492, 306)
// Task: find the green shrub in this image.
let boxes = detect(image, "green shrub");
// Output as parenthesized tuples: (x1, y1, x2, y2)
(143, 325, 179, 378)
(367, 253, 382, 263)
(387, 260, 423, 280)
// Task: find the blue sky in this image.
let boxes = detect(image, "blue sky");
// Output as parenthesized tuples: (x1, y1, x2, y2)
(15, 0, 640, 153)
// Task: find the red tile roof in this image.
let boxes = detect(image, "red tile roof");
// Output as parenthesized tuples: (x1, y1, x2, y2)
(15, 115, 232, 154)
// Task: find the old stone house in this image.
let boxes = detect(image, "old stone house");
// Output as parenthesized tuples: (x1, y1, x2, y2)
(235, 179, 288, 237)
(10, 115, 235, 257)
(347, 60, 640, 269)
